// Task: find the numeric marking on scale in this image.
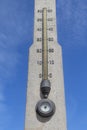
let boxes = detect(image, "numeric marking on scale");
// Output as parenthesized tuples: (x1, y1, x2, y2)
(49, 60, 54, 65)
(37, 60, 54, 65)
(37, 18, 42, 22)
(36, 48, 54, 53)
(37, 28, 42, 31)
(39, 73, 53, 78)
(37, 9, 53, 13)
(47, 28, 53, 31)
(48, 37, 54, 41)
(37, 38, 42, 42)
(49, 48, 54, 53)
(36, 49, 42, 53)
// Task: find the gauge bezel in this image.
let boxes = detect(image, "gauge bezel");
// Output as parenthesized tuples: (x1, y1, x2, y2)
(36, 99, 55, 117)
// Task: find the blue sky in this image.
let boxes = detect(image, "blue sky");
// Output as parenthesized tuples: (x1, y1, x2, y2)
(0, 0, 87, 130)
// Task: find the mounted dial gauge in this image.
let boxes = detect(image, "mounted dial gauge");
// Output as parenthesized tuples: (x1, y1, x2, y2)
(36, 99, 55, 117)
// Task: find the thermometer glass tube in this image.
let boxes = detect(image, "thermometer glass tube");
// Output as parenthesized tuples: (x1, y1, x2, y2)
(42, 8, 48, 80)
(41, 8, 51, 98)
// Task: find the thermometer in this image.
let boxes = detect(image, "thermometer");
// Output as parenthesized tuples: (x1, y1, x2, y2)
(36, 8, 55, 118)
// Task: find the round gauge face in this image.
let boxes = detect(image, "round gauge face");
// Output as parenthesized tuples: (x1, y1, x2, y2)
(40, 102, 51, 113)
(36, 99, 55, 117)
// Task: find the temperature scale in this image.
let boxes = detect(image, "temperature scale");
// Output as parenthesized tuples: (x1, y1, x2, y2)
(25, 0, 67, 130)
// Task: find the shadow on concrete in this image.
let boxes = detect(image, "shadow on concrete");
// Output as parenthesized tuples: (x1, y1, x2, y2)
(36, 113, 52, 123)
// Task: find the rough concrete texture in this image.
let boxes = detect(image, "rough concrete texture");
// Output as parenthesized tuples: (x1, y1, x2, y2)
(24, 0, 67, 130)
